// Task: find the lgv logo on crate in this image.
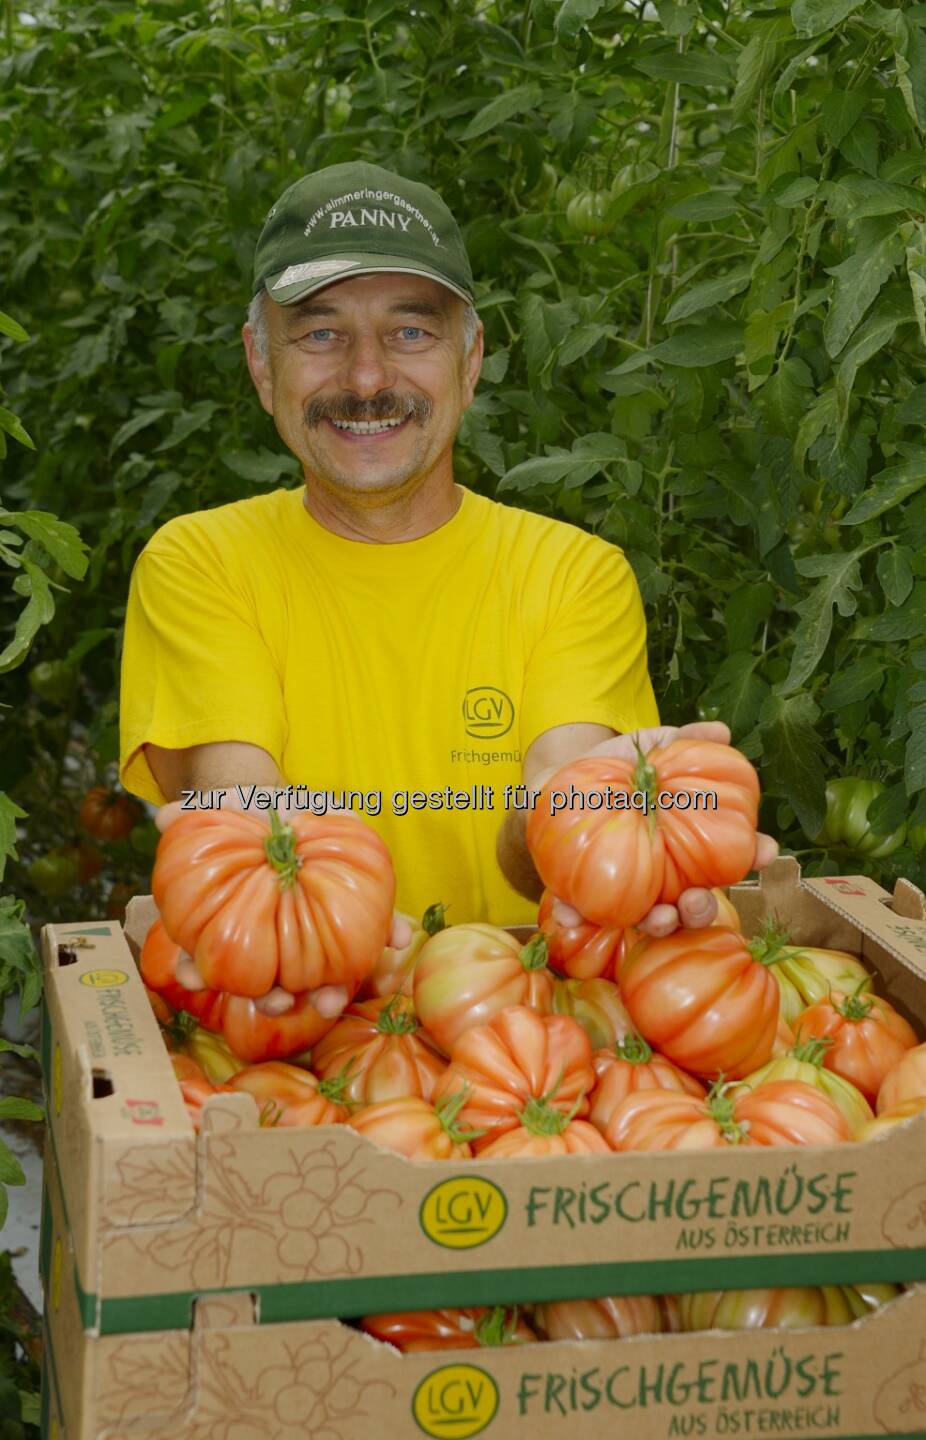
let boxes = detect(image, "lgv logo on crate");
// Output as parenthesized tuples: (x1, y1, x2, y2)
(413, 1364, 500, 1438)
(419, 1177, 508, 1249)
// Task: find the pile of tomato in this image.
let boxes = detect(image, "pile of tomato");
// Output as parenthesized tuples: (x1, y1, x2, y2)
(139, 738, 926, 1346)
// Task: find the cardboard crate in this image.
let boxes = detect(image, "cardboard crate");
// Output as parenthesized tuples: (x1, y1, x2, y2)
(40, 1134, 926, 1439)
(39, 857, 926, 1335)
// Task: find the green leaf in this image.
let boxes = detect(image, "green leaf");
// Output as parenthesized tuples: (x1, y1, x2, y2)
(665, 265, 752, 324)
(767, 174, 817, 208)
(821, 90, 866, 147)
(0, 1097, 44, 1122)
(4, 509, 89, 579)
(724, 582, 775, 652)
(498, 454, 601, 492)
(760, 690, 829, 835)
(825, 176, 926, 221)
(458, 84, 542, 141)
(782, 549, 866, 693)
(0, 309, 29, 343)
(0, 895, 41, 1016)
(878, 546, 914, 607)
(0, 1037, 40, 1062)
(0, 794, 26, 882)
(791, 0, 865, 38)
(109, 407, 169, 454)
(0, 406, 35, 450)
(480, 349, 509, 384)
(840, 457, 926, 525)
(0, 559, 55, 672)
(611, 323, 744, 374)
(702, 652, 770, 738)
(558, 323, 611, 367)
(863, 582, 926, 641)
(0, 1143, 25, 1187)
(821, 656, 884, 709)
(757, 356, 814, 433)
(666, 192, 740, 221)
(907, 225, 926, 349)
(153, 400, 219, 452)
(732, 17, 792, 125)
(823, 222, 906, 358)
(906, 706, 926, 795)
(655, 1, 695, 37)
(554, 0, 605, 40)
(634, 52, 731, 88)
(867, 782, 909, 836)
(219, 448, 301, 484)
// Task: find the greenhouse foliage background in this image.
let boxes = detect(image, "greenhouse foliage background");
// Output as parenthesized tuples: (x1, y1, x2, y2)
(1, 0, 926, 984)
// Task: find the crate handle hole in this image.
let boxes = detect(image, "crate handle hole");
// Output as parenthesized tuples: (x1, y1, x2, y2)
(91, 1070, 114, 1099)
(57, 945, 79, 966)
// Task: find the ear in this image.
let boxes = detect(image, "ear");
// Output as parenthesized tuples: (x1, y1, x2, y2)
(242, 321, 274, 417)
(461, 319, 485, 409)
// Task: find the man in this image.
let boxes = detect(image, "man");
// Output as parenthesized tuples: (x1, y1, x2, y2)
(120, 161, 775, 1010)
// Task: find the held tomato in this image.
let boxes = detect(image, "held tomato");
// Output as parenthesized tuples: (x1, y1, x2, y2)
(526, 739, 759, 929)
(79, 786, 141, 842)
(311, 994, 447, 1104)
(538, 890, 623, 979)
(140, 919, 341, 1062)
(748, 925, 871, 1027)
(361, 1306, 535, 1353)
(793, 983, 918, 1102)
(588, 1033, 705, 1137)
(229, 1061, 349, 1128)
(735, 1038, 873, 1138)
(619, 926, 780, 1080)
(877, 1041, 926, 1113)
(360, 901, 448, 999)
(677, 1284, 898, 1332)
(433, 1006, 595, 1148)
(604, 1079, 850, 1152)
(152, 808, 395, 997)
(348, 1091, 482, 1160)
(533, 1294, 670, 1342)
(413, 924, 554, 1055)
(551, 977, 634, 1051)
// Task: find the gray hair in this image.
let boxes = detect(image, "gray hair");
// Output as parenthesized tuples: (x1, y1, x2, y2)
(246, 288, 480, 362)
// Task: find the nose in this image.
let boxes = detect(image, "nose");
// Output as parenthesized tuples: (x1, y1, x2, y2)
(338, 331, 394, 398)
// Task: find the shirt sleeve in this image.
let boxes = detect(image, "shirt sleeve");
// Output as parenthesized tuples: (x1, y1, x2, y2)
(119, 542, 286, 805)
(519, 540, 660, 757)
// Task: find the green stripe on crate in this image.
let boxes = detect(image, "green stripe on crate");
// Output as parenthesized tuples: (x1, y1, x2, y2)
(86, 1248, 926, 1335)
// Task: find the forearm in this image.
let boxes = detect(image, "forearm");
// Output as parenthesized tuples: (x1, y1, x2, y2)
(496, 801, 544, 903)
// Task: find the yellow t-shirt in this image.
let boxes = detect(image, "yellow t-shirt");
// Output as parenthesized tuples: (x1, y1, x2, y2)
(119, 484, 659, 926)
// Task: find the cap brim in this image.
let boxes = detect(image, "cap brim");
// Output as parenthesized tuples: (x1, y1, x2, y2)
(263, 253, 474, 307)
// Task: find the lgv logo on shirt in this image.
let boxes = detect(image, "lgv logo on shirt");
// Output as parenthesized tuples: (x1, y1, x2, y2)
(463, 687, 514, 739)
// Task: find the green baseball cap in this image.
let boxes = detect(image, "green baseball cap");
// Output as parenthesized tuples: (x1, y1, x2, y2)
(252, 161, 476, 308)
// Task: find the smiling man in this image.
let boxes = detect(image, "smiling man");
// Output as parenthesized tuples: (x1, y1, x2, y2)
(119, 161, 773, 1001)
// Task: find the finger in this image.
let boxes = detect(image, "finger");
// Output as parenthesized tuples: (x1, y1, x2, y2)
(635, 903, 679, 938)
(174, 955, 207, 992)
(155, 801, 184, 833)
(551, 897, 585, 928)
(755, 832, 780, 869)
(674, 721, 731, 746)
(677, 887, 718, 930)
(254, 986, 296, 1017)
(309, 984, 349, 1019)
(390, 913, 414, 950)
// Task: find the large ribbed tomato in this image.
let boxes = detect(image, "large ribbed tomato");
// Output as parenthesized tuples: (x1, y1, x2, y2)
(477, 1105, 609, 1158)
(538, 891, 624, 979)
(359, 902, 448, 999)
(793, 983, 918, 1101)
(152, 809, 395, 997)
(526, 739, 759, 928)
(311, 994, 446, 1104)
(748, 926, 871, 1027)
(348, 1092, 481, 1160)
(140, 919, 341, 1063)
(229, 1061, 350, 1128)
(551, 976, 633, 1051)
(413, 924, 554, 1055)
(361, 1306, 535, 1352)
(620, 926, 779, 1079)
(877, 1041, 926, 1113)
(604, 1079, 850, 1151)
(612, 888, 743, 983)
(736, 1039, 873, 1137)
(677, 1284, 898, 1332)
(533, 1294, 670, 1341)
(433, 1006, 594, 1149)
(588, 1033, 705, 1137)
(858, 1098, 926, 1139)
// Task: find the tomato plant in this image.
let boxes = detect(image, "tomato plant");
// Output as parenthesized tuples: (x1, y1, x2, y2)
(813, 779, 907, 858)
(152, 809, 395, 996)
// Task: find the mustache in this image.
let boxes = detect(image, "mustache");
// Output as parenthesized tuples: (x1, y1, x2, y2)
(304, 393, 433, 427)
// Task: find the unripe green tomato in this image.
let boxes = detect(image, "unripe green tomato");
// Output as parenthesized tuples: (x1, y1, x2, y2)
(555, 175, 579, 209)
(909, 822, 926, 854)
(814, 778, 907, 858)
(566, 190, 613, 236)
(129, 821, 160, 859)
(610, 162, 648, 198)
(696, 701, 720, 722)
(29, 852, 80, 897)
(29, 660, 74, 706)
(528, 162, 558, 205)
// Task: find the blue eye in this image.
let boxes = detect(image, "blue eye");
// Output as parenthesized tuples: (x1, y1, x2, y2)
(400, 327, 424, 340)
(308, 329, 334, 341)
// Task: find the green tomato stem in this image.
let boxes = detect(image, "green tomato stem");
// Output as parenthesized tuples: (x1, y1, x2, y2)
(263, 808, 303, 889)
(616, 1032, 653, 1065)
(435, 1087, 486, 1145)
(376, 994, 419, 1035)
(519, 932, 550, 973)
